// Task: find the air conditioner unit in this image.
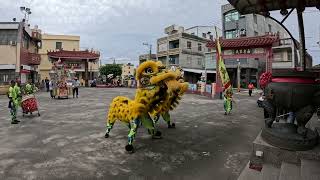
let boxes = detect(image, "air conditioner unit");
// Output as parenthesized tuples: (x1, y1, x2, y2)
(10, 41, 17, 46)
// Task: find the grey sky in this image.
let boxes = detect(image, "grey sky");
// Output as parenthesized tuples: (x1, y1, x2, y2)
(1, 0, 319, 65)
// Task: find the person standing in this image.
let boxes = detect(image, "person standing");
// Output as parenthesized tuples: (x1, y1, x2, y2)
(8, 80, 20, 124)
(45, 77, 49, 92)
(25, 79, 36, 95)
(14, 80, 22, 108)
(248, 82, 254, 96)
(224, 89, 234, 115)
(72, 77, 80, 98)
(49, 80, 55, 98)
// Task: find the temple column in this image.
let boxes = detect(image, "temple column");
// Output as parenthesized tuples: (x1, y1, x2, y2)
(85, 59, 89, 87)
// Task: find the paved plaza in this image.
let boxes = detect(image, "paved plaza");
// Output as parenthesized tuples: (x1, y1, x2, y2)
(0, 88, 264, 180)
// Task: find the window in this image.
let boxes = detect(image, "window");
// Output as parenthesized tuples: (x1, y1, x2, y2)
(0, 70, 15, 84)
(287, 50, 292, 61)
(56, 42, 62, 50)
(169, 56, 179, 64)
(225, 30, 237, 39)
(225, 10, 239, 22)
(187, 56, 192, 64)
(197, 58, 202, 65)
(202, 33, 207, 38)
(22, 35, 30, 49)
(268, 24, 272, 32)
(254, 31, 258, 36)
(198, 43, 202, 51)
(187, 41, 192, 49)
(253, 14, 257, 24)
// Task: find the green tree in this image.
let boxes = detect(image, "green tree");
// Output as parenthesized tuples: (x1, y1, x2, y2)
(99, 64, 122, 77)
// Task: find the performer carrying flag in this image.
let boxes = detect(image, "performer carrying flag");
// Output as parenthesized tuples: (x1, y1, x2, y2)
(215, 27, 233, 115)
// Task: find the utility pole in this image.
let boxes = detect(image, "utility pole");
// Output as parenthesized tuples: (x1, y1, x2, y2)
(20, 7, 31, 23)
(143, 43, 152, 60)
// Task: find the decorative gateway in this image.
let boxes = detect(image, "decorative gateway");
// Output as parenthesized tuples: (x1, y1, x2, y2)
(104, 61, 188, 153)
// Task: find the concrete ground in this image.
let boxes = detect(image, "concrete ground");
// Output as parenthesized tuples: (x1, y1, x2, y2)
(0, 88, 264, 180)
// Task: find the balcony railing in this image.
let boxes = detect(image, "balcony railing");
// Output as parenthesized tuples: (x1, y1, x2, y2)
(20, 49, 41, 65)
(168, 48, 180, 55)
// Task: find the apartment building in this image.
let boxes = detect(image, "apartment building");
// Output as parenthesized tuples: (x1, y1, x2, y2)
(157, 25, 221, 83)
(0, 22, 41, 85)
(121, 63, 135, 85)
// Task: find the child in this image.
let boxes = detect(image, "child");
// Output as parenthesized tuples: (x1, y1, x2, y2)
(224, 89, 233, 115)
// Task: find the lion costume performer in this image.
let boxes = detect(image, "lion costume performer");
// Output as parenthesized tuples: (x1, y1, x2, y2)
(224, 89, 233, 115)
(105, 60, 179, 152)
(150, 63, 188, 128)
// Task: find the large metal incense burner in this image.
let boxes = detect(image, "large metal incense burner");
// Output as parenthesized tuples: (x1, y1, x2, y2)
(228, 0, 320, 150)
(263, 70, 319, 150)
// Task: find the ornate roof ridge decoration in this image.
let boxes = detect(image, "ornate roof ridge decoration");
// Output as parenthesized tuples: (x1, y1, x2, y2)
(47, 49, 100, 60)
(206, 34, 280, 49)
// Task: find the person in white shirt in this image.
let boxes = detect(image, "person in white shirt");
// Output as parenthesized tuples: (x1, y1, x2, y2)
(49, 80, 55, 98)
(72, 77, 80, 98)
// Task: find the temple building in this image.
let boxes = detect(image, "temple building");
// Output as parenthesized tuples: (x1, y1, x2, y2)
(38, 34, 100, 86)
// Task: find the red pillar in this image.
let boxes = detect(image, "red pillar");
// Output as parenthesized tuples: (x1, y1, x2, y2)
(266, 47, 273, 73)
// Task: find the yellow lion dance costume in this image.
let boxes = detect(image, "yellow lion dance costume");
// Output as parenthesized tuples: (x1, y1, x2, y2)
(150, 63, 188, 128)
(105, 60, 182, 152)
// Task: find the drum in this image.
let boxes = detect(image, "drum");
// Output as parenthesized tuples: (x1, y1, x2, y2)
(21, 95, 38, 113)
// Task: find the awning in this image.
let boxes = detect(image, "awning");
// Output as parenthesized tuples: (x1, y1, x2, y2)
(183, 68, 216, 74)
(20, 69, 31, 74)
(0, 64, 15, 70)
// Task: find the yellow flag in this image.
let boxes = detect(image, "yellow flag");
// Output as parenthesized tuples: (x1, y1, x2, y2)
(215, 27, 231, 91)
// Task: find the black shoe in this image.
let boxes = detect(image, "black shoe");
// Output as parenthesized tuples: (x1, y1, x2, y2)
(125, 144, 134, 153)
(11, 121, 19, 124)
(16, 120, 21, 122)
(105, 133, 109, 138)
(152, 131, 162, 139)
(168, 123, 176, 129)
(224, 112, 227, 115)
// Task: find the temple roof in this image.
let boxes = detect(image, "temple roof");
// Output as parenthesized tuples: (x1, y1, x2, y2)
(206, 34, 279, 49)
(47, 50, 100, 60)
(227, 0, 320, 15)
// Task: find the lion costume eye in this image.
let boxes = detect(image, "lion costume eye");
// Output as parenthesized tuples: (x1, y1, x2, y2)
(145, 67, 153, 74)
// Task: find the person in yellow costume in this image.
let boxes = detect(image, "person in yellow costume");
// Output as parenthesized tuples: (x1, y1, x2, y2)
(105, 60, 178, 153)
(8, 80, 20, 124)
(150, 63, 188, 128)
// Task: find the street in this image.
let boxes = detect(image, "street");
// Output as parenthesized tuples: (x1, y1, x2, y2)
(0, 88, 264, 180)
